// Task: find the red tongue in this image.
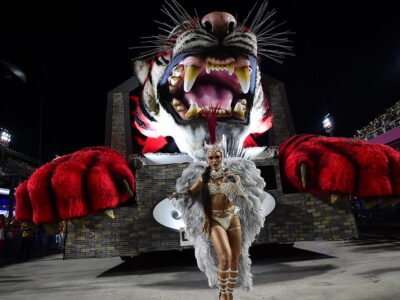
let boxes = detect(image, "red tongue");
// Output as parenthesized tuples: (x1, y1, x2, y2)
(203, 103, 221, 144)
(184, 84, 233, 109)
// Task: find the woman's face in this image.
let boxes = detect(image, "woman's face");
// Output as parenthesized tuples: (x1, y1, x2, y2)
(207, 150, 223, 170)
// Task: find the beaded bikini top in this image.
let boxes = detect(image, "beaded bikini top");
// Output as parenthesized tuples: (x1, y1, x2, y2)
(208, 180, 240, 197)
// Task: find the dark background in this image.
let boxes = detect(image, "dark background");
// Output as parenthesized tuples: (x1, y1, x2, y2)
(1, 0, 399, 162)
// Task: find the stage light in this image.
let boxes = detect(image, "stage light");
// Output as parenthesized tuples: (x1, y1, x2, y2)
(322, 114, 334, 136)
(0, 128, 11, 146)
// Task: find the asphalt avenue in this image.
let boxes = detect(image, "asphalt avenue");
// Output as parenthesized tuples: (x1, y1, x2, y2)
(0, 227, 399, 300)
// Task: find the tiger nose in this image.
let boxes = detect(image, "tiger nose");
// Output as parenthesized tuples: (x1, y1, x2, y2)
(201, 11, 237, 39)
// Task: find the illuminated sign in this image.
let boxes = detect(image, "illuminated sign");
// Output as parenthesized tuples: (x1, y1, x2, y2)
(0, 188, 10, 195)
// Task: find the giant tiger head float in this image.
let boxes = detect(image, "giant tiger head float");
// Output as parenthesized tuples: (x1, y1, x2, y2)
(132, 1, 291, 157)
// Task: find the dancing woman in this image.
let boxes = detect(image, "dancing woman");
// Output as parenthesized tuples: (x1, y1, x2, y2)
(171, 141, 274, 299)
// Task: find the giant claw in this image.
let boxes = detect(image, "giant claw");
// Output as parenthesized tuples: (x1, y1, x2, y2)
(15, 146, 135, 225)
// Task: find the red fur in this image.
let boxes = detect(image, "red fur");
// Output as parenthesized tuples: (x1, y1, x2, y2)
(51, 152, 92, 220)
(243, 135, 258, 148)
(142, 136, 168, 153)
(15, 181, 32, 222)
(15, 147, 135, 224)
(26, 155, 71, 223)
(280, 134, 400, 198)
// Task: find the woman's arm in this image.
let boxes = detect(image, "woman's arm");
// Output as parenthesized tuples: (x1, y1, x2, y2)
(186, 177, 203, 195)
(170, 177, 203, 200)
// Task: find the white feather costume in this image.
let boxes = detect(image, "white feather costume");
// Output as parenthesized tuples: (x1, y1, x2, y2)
(174, 157, 274, 292)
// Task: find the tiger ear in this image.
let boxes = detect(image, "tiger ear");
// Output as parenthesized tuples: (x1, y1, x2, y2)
(133, 60, 150, 85)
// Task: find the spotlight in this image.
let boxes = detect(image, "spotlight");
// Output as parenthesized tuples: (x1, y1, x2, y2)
(0, 128, 11, 146)
(322, 114, 334, 136)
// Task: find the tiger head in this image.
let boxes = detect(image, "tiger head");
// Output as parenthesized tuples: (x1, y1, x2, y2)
(133, 2, 290, 157)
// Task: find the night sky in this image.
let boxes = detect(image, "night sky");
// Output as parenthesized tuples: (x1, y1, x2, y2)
(1, 0, 400, 162)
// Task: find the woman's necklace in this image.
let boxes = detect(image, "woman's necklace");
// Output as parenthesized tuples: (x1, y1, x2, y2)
(210, 167, 225, 179)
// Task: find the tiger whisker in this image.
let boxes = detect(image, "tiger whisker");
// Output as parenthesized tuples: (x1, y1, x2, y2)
(170, 0, 196, 28)
(256, 21, 288, 37)
(242, 0, 261, 29)
(154, 20, 176, 30)
(163, 0, 193, 30)
(161, 6, 183, 28)
(249, 1, 270, 32)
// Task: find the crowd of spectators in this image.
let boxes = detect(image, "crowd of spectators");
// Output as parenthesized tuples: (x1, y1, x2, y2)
(353, 100, 400, 141)
(0, 214, 66, 264)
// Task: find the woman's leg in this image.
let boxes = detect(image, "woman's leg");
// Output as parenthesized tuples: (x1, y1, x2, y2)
(210, 224, 232, 300)
(226, 215, 242, 300)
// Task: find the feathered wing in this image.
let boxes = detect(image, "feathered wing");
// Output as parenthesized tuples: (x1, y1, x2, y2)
(174, 161, 207, 238)
(174, 161, 220, 287)
(174, 158, 273, 292)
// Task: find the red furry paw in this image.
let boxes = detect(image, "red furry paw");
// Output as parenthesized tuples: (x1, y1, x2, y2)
(279, 134, 400, 198)
(15, 147, 135, 224)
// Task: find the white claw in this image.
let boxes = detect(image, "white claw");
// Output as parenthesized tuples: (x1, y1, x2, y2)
(104, 209, 115, 219)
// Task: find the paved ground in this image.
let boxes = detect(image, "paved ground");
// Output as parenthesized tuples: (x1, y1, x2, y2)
(0, 227, 399, 300)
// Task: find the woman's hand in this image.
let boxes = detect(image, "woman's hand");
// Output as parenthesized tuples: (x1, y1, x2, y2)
(227, 174, 237, 183)
(168, 192, 178, 201)
(168, 190, 190, 201)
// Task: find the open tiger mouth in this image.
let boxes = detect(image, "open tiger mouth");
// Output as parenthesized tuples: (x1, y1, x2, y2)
(159, 53, 257, 124)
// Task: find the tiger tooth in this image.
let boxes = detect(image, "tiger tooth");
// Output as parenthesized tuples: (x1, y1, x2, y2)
(240, 99, 247, 111)
(175, 105, 185, 112)
(172, 98, 181, 106)
(228, 63, 234, 75)
(235, 66, 252, 94)
(168, 76, 181, 86)
(209, 63, 214, 72)
(185, 102, 201, 119)
(233, 102, 245, 118)
(169, 85, 178, 93)
(172, 64, 184, 77)
(184, 65, 201, 92)
(206, 62, 211, 74)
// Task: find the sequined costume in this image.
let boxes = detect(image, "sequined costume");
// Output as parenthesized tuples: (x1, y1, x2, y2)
(207, 176, 244, 230)
(212, 206, 240, 230)
(174, 157, 276, 292)
(208, 180, 244, 198)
